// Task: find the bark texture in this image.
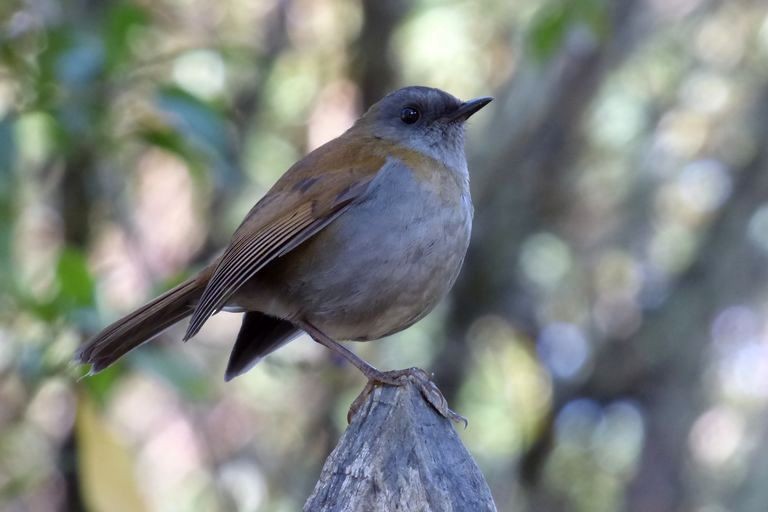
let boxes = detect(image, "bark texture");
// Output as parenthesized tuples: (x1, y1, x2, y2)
(304, 382, 498, 512)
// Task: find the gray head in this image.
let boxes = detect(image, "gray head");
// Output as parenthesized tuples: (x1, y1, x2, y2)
(350, 86, 492, 172)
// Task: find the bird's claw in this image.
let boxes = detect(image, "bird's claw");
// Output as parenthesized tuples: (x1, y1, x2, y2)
(347, 367, 467, 428)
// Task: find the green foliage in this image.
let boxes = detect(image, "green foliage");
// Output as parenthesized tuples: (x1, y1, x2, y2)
(81, 365, 124, 407)
(0, 115, 16, 288)
(0, 115, 16, 174)
(527, 0, 608, 61)
(150, 86, 237, 183)
(56, 247, 96, 310)
(103, 2, 149, 72)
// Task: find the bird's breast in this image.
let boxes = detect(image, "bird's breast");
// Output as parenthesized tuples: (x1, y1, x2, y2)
(236, 157, 473, 340)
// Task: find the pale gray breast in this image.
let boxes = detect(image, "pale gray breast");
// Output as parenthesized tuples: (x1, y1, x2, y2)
(236, 158, 473, 341)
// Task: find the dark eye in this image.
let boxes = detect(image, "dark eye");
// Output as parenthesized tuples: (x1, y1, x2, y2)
(400, 106, 420, 124)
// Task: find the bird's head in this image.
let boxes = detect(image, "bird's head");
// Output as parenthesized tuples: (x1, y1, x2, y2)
(350, 86, 493, 172)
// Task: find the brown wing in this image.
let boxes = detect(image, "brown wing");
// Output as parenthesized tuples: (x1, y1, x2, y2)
(183, 134, 391, 340)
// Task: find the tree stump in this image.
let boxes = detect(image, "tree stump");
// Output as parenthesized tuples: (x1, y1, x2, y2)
(304, 380, 498, 511)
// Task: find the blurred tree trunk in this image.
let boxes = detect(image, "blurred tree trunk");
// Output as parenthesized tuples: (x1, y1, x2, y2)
(729, 410, 768, 512)
(513, 51, 768, 512)
(432, 0, 651, 508)
(58, 127, 99, 512)
(437, 0, 645, 412)
(60, 149, 95, 247)
(197, 0, 292, 258)
(53, 1, 111, 507)
(583, 87, 768, 512)
(231, 0, 290, 136)
(350, 0, 409, 109)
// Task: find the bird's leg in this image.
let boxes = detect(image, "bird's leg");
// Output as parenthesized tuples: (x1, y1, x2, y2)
(300, 321, 466, 426)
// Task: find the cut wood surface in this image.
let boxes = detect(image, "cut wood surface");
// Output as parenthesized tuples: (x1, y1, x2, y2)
(304, 380, 498, 512)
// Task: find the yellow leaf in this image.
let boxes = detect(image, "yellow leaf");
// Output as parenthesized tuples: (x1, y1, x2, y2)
(76, 392, 148, 512)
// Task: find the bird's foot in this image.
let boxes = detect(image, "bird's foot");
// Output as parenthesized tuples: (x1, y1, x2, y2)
(298, 322, 466, 426)
(348, 367, 467, 427)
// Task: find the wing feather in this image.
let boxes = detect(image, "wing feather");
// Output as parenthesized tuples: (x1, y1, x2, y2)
(184, 205, 315, 339)
(182, 134, 395, 340)
(198, 206, 313, 309)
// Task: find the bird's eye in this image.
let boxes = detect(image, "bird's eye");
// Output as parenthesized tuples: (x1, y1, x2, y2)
(400, 106, 420, 124)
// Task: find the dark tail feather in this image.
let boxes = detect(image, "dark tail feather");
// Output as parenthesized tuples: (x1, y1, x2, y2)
(76, 277, 204, 373)
(225, 311, 300, 381)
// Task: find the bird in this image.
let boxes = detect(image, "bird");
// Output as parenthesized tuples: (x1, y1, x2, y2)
(76, 86, 492, 422)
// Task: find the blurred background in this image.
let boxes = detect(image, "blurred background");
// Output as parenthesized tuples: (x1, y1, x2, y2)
(2, 0, 768, 510)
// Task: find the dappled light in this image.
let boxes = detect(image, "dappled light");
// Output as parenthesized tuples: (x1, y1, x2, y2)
(2, 0, 768, 510)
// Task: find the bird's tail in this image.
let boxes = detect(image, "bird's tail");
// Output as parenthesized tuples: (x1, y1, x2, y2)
(76, 275, 206, 373)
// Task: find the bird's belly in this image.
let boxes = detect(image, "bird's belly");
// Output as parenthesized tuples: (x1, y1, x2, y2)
(233, 163, 472, 340)
(293, 201, 469, 340)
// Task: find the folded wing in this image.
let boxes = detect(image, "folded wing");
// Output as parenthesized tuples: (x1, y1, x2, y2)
(183, 135, 391, 340)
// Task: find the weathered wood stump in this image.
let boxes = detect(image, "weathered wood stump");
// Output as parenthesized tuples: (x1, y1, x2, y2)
(304, 380, 498, 511)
